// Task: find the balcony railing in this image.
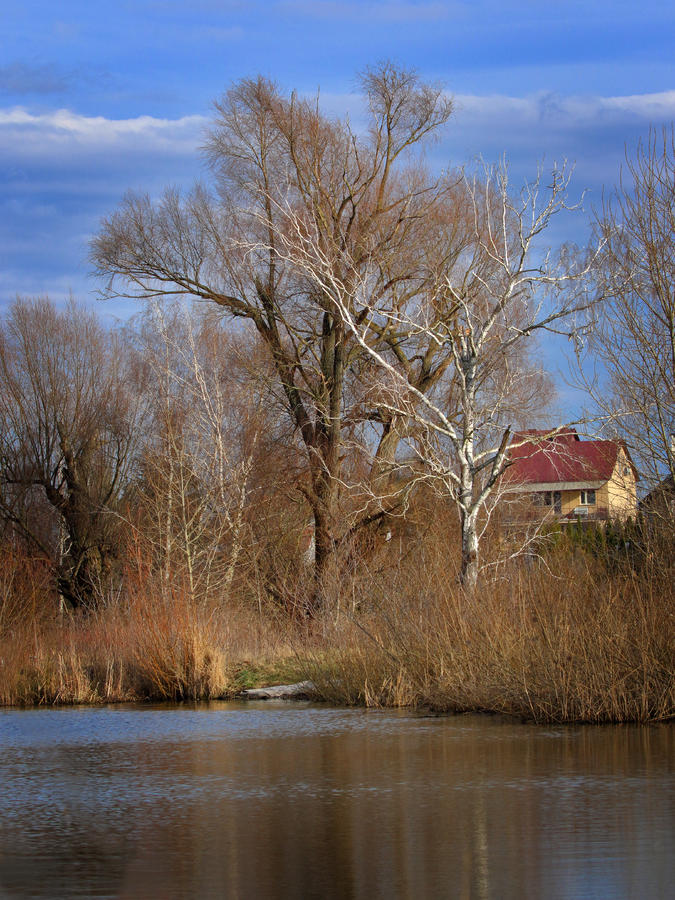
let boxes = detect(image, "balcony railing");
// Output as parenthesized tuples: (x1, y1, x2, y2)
(560, 506, 610, 522)
(501, 506, 611, 527)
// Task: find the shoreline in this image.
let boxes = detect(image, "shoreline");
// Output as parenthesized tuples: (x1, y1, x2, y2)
(3, 677, 673, 725)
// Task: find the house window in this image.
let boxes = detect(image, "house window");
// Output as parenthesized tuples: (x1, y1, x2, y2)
(533, 490, 561, 513)
(580, 489, 596, 506)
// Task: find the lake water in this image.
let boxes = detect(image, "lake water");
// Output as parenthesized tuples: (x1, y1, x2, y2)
(0, 703, 672, 899)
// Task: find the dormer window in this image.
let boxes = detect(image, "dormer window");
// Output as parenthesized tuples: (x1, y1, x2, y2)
(580, 489, 596, 506)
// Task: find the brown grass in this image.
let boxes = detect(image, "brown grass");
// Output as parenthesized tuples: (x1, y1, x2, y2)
(1, 539, 673, 723)
(0, 554, 302, 706)
(303, 548, 674, 723)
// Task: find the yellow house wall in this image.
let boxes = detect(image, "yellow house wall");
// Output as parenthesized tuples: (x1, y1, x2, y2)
(558, 451, 637, 520)
(596, 483, 610, 511)
(605, 452, 638, 519)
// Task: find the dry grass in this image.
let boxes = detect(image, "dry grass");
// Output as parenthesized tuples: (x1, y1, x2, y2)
(424, 567, 673, 722)
(0, 556, 302, 706)
(303, 550, 674, 723)
(1, 540, 673, 723)
(0, 602, 304, 706)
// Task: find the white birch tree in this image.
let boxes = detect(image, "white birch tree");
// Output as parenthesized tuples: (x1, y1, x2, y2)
(261, 160, 597, 588)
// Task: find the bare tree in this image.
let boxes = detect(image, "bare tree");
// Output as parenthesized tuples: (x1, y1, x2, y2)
(128, 301, 267, 604)
(92, 63, 455, 610)
(267, 160, 595, 588)
(0, 298, 142, 609)
(582, 127, 675, 506)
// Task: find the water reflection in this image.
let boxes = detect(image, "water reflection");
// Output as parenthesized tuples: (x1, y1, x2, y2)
(0, 704, 672, 899)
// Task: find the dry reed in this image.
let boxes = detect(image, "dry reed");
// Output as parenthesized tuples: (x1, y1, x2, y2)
(303, 547, 674, 723)
(1, 540, 673, 723)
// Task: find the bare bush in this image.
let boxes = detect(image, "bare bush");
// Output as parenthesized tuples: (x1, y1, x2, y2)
(0, 298, 142, 609)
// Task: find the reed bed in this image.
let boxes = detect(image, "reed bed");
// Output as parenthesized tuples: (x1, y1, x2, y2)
(304, 552, 675, 723)
(1, 546, 673, 723)
(0, 561, 302, 706)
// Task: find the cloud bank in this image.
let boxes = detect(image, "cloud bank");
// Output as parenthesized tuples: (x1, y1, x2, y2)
(4, 89, 673, 171)
(454, 90, 675, 126)
(0, 108, 208, 159)
(1, 89, 673, 311)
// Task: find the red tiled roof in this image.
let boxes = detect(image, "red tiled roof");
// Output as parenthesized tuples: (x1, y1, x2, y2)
(504, 429, 627, 486)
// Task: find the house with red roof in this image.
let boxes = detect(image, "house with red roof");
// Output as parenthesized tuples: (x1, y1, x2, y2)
(503, 429, 638, 523)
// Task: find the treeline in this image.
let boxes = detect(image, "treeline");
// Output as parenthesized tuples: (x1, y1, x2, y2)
(0, 63, 673, 719)
(0, 297, 315, 613)
(0, 296, 670, 721)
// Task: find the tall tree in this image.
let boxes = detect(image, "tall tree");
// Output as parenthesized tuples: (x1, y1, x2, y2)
(91, 63, 454, 610)
(271, 160, 594, 588)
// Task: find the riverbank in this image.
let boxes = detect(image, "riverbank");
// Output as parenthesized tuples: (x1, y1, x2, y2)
(2, 559, 673, 723)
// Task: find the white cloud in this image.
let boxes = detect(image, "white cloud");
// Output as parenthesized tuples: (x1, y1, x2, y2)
(4, 89, 673, 165)
(599, 90, 675, 118)
(0, 108, 208, 158)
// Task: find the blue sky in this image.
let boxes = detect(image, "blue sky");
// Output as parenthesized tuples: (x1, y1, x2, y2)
(2, 0, 674, 393)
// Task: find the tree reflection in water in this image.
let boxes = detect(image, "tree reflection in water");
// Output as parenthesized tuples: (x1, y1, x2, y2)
(0, 705, 672, 899)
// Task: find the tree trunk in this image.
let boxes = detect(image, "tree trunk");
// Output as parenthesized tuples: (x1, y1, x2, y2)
(459, 352, 478, 591)
(302, 313, 344, 614)
(460, 511, 479, 591)
(306, 465, 339, 615)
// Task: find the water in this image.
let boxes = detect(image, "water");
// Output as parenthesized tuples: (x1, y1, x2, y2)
(0, 703, 672, 899)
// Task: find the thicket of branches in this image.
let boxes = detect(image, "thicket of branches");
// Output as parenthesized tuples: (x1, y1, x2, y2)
(0, 67, 672, 722)
(581, 125, 675, 513)
(87, 62, 607, 594)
